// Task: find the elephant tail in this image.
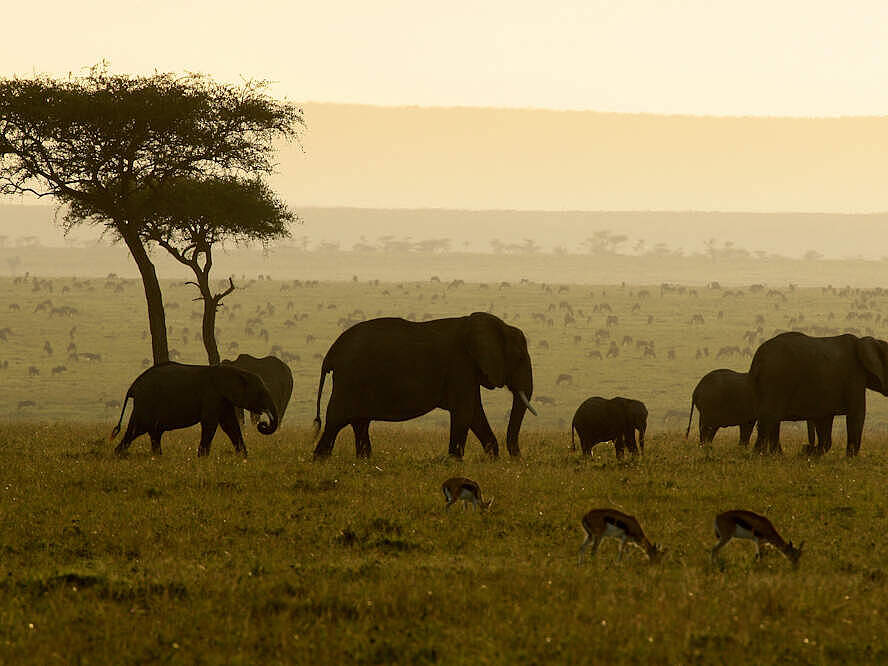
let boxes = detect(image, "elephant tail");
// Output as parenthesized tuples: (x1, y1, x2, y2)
(570, 419, 576, 451)
(312, 359, 332, 440)
(109, 390, 133, 440)
(685, 396, 695, 439)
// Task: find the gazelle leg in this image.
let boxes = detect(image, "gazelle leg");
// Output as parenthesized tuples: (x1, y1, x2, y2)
(754, 539, 763, 560)
(711, 536, 732, 563)
(617, 536, 627, 561)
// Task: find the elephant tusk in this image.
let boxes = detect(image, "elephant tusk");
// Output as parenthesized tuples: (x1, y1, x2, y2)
(518, 391, 538, 416)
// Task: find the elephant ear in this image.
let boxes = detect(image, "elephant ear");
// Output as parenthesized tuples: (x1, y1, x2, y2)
(466, 312, 506, 388)
(216, 366, 252, 407)
(857, 337, 888, 394)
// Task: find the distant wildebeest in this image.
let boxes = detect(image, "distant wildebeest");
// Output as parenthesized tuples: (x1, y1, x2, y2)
(43, 341, 53, 355)
(28, 366, 40, 376)
(587, 350, 603, 360)
(51, 365, 67, 375)
(8, 303, 19, 311)
(606, 315, 618, 327)
(17, 400, 36, 410)
(606, 342, 619, 358)
(556, 373, 573, 386)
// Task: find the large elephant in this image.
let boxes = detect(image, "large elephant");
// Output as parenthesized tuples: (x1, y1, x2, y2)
(311, 312, 536, 459)
(222, 354, 293, 427)
(110, 362, 279, 457)
(571, 397, 647, 458)
(750, 332, 888, 456)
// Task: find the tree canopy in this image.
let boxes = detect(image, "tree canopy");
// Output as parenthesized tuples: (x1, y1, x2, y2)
(0, 64, 302, 363)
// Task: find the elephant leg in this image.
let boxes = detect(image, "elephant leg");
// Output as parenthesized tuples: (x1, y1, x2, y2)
(114, 419, 145, 456)
(149, 431, 162, 456)
(739, 422, 754, 447)
(755, 416, 778, 454)
(818, 416, 834, 453)
(769, 422, 782, 455)
(624, 430, 638, 455)
(614, 435, 625, 460)
(313, 414, 347, 458)
(702, 424, 717, 444)
(846, 410, 864, 457)
(198, 419, 219, 457)
(469, 407, 499, 457)
(580, 437, 594, 456)
(448, 412, 471, 459)
(351, 419, 371, 459)
(219, 407, 247, 457)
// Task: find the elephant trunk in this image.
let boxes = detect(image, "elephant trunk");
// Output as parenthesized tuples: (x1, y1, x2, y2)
(256, 397, 279, 435)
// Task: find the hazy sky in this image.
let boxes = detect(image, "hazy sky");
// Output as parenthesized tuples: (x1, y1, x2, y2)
(5, 1, 888, 116)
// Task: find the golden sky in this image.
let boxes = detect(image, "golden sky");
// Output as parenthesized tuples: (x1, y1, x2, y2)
(5, 1, 888, 116)
(4, 2, 888, 212)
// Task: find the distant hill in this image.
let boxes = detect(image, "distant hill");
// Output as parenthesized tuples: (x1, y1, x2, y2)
(279, 103, 888, 212)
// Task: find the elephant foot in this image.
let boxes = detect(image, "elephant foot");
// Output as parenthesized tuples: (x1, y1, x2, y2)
(113, 445, 129, 458)
(312, 448, 333, 461)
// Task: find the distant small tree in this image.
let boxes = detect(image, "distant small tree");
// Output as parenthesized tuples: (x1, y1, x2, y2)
(142, 176, 292, 365)
(0, 64, 302, 364)
(804, 249, 824, 261)
(582, 230, 628, 254)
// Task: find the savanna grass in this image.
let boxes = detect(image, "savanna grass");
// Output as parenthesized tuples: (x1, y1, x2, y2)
(0, 422, 886, 664)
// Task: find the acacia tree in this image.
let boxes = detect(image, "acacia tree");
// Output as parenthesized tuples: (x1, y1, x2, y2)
(0, 65, 302, 364)
(141, 175, 292, 364)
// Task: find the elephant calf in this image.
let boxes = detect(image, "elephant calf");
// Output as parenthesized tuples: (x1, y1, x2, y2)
(687, 369, 757, 445)
(571, 397, 647, 458)
(110, 362, 279, 457)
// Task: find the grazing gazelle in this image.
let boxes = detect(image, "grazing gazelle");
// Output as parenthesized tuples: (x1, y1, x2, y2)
(578, 509, 665, 564)
(441, 477, 493, 512)
(711, 510, 803, 567)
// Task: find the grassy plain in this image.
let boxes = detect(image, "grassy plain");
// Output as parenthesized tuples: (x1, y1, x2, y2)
(2, 275, 888, 662)
(1, 424, 887, 664)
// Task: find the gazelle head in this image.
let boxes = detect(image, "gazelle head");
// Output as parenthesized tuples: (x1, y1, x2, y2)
(647, 542, 667, 564)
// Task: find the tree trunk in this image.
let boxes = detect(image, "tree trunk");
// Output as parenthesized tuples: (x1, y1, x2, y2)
(198, 278, 221, 365)
(122, 230, 169, 365)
